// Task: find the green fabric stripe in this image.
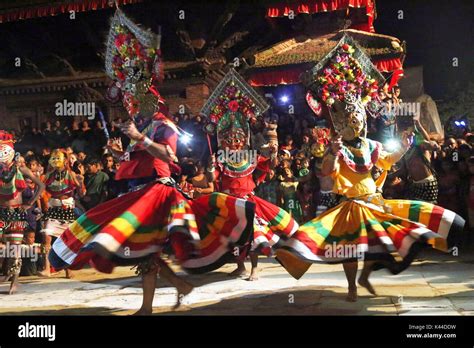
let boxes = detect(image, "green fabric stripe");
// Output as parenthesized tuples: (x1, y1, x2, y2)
(309, 218, 382, 244)
(268, 207, 288, 227)
(408, 202, 422, 222)
(197, 193, 219, 239)
(76, 214, 99, 234)
(121, 211, 140, 229)
(303, 219, 331, 239)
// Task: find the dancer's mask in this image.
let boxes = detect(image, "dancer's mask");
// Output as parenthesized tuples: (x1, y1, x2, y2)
(0, 131, 15, 168)
(49, 149, 66, 170)
(331, 93, 366, 141)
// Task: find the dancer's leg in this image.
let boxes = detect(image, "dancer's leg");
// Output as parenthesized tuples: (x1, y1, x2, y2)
(38, 234, 52, 277)
(134, 266, 158, 315)
(342, 262, 358, 302)
(157, 260, 193, 308)
(229, 259, 247, 277)
(247, 252, 259, 281)
(358, 260, 377, 295)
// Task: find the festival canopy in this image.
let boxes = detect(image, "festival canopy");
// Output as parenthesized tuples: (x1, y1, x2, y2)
(266, 0, 376, 32)
(0, 0, 143, 23)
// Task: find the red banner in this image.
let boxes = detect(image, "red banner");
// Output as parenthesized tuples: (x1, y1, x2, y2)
(248, 66, 308, 87)
(0, 0, 143, 23)
(373, 57, 403, 73)
(266, 0, 375, 32)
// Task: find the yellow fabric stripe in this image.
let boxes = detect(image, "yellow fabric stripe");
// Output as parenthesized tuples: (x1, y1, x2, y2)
(127, 229, 167, 243)
(69, 221, 92, 244)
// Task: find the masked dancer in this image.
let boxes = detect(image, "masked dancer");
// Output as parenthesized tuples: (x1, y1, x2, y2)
(40, 149, 84, 278)
(276, 38, 465, 302)
(202, 69, 299, 281)
(49, 9, 254, 315)
(0, 131, 45, 294)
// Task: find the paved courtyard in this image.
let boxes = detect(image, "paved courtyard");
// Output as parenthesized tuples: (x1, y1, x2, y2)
(1, 249, 473, 316)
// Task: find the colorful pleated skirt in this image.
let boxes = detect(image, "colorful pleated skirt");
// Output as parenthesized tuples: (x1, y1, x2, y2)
(276, 194, 465, 279)
(248, 195, 299, 256)
(49, 181, 254, 274)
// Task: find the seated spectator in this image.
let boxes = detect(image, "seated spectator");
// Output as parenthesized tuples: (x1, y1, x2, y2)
(81, 158, 109, 210)
(255, 169, 278, 205)
(20, 231, 43, 277)
(191, 161, 214, 198)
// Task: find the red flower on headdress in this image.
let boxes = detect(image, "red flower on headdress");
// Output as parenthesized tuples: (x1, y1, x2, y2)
(114, 33, 127, 48)
(228, 100, 239, 112)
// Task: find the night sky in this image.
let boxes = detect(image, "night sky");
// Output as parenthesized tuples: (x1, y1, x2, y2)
(375, 0, 474, 100)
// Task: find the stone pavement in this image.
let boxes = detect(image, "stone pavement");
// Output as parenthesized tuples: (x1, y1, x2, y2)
(1, 249, 473, 315)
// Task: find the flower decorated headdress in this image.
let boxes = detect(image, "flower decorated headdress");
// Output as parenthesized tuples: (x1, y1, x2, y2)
(105, 8, 164, 116)
(302, 34, 385, 136)
(200, 68, 269, 148)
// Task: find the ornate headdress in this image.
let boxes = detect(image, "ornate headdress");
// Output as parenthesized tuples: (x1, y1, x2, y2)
(105, 8, 164, 116)
(201, 68, 269, 149)
(302, 34, 385, 137)
(0, 130, 15, 165)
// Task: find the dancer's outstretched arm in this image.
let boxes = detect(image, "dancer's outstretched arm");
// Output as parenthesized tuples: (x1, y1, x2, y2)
(119, 121, 177, 163)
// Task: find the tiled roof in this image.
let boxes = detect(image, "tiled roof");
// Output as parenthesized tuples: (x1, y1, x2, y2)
(252, 29, 404, 68)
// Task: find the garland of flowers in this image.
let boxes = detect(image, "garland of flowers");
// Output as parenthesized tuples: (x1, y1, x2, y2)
(111, 24, 159, 85)
(317, 43, 379, 106)
(209, 84, 259, 124)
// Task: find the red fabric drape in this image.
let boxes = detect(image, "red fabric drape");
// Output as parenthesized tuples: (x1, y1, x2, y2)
(266, 0, 375, 32)
(248, 66, 308, 87)
(373, 57, 403, 73)
(388, 68, 404, 89)
(0, 0, 143, 23)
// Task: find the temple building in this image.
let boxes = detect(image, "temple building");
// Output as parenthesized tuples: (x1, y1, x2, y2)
(0, 0, 405, 133)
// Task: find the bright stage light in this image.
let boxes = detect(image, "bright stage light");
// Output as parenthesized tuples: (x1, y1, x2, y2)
(180, 133, 193, 145)
(280, 95, 289, 103)
(384, 138, 400, 152)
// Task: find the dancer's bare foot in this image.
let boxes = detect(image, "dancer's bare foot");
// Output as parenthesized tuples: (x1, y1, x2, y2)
(358, 278, 377, 295)
(9, 277, 19, 295)
(65, 269, 74, 279)
(133, 307, 152, 316)
(246, 268, 259, 281)
(346, 287, 357, 302)
(173, 279, 194, 310)
(229, 265, 247, 277)
(37, 270, 51, 278)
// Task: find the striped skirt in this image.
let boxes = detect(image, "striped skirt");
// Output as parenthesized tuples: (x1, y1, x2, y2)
(248, 195, 299, 256)
(49, 181, 254, 274)
(276, 194, 465, 279)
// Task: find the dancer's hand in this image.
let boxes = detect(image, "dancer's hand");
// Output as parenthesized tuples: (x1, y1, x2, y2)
(329, 135, 343, 155)
(400, 131, 413, 150)
(209, 154, 216, 166)
(119, 121, 142, 141)
(269, 143, 278, 154)
(106, 138, 123, 152)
